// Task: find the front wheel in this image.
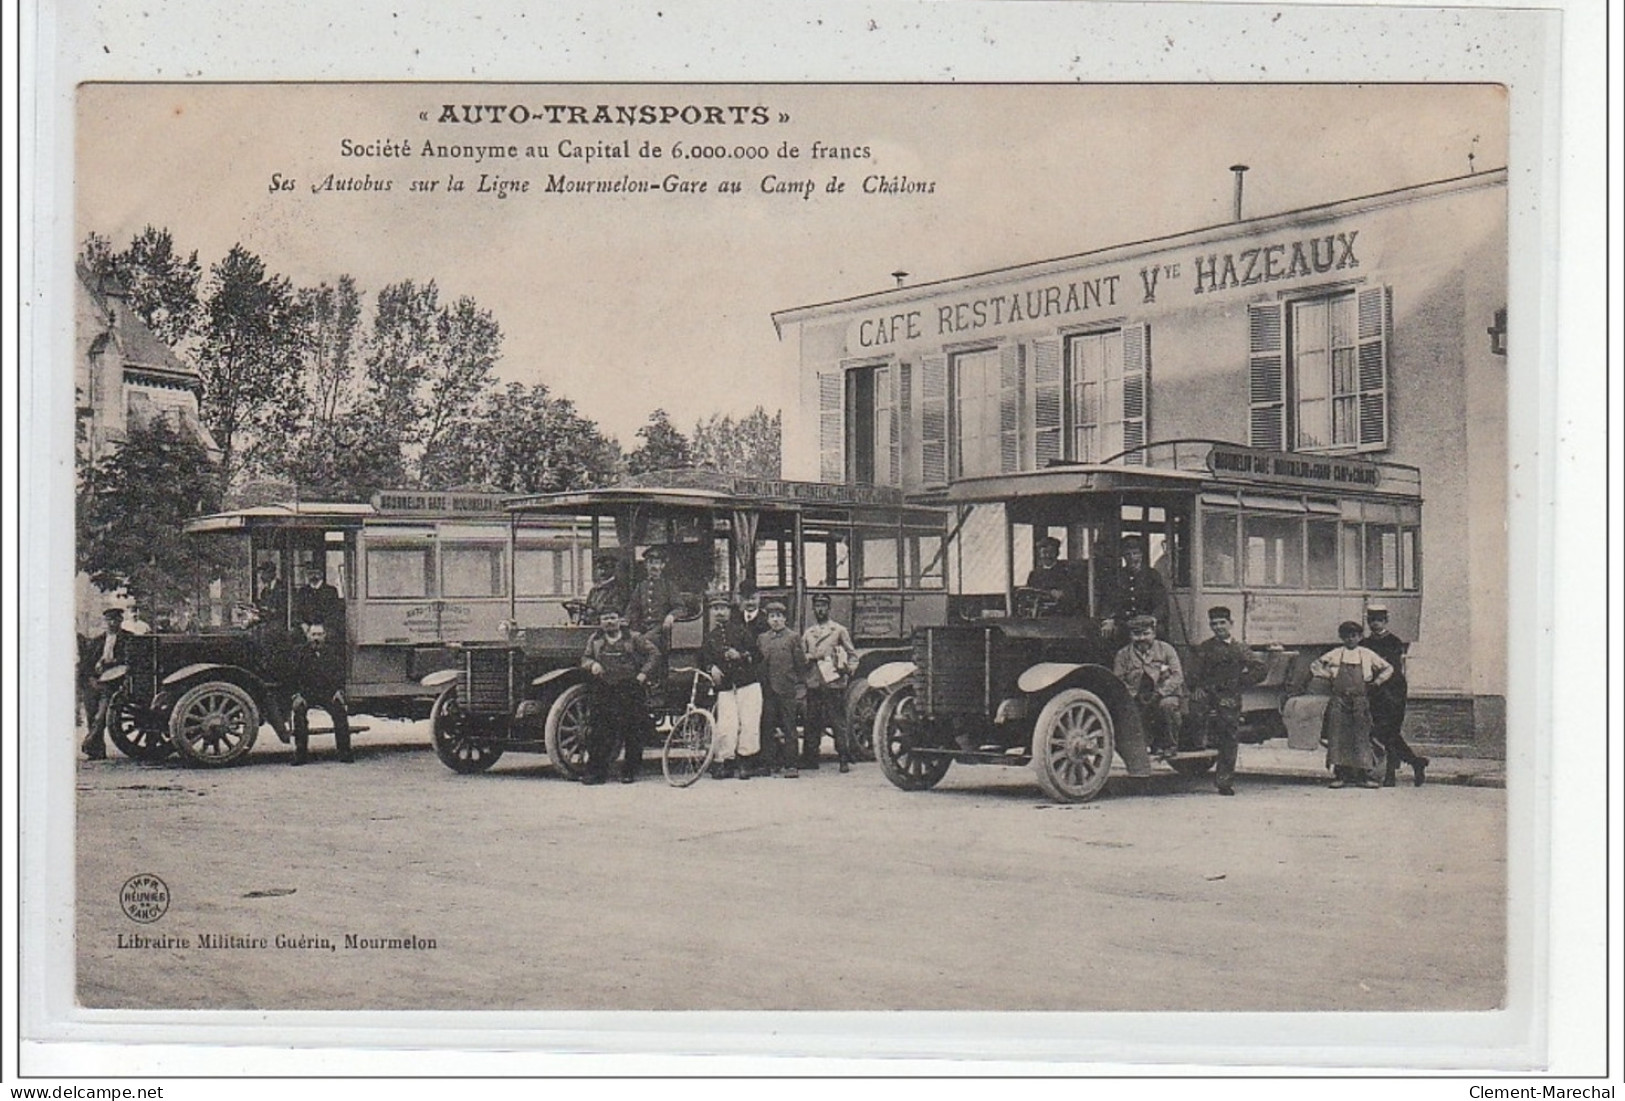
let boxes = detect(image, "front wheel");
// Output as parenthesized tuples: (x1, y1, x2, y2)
(844, 679, 881, 761)
(1031, 687, 1115, 802)
(431, 687, 503, 774)
(662, 709, 717, 787)
(169, 681, 260, 767)
(544, 682, 592, 780)
(873, 685, 950, 792)
(108, 691, 174, 761)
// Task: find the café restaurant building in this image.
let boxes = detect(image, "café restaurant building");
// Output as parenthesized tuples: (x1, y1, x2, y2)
(773, 170, 1507, 750)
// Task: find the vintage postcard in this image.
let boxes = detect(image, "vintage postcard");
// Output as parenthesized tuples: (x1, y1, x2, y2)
(16, 0, 1604, 1078)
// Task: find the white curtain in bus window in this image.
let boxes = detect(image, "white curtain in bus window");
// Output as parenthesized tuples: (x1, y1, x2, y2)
(441, 526, 507, 598)
(1364, 524, 1401, 590)
(366, 544, 434, 598)
(1341, 523, 1363, 589)
(514, 546, 565, 596)
(1243, 514, 1304, 587)
(906, 531, 946, 589)
(1306, 518, 1340, 589)
(1400, 527, 1419, 590)
(952, 503, 1008, 595)
(1201, 510, 1239, 587)
(857, 528, 900, 589)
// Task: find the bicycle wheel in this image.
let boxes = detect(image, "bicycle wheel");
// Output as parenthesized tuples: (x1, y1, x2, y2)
(662, 709, 717, 788)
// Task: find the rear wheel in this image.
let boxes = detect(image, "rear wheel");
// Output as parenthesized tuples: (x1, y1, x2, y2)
(169, 681, 260, 767)
(544, 682, 592, 779)
(662, 709, 716, 787)
(108, 692, 174, 761)
(1031, 687, 1115, 802)
(431, 687, 503, 774)
(873, 685, 950, 792)
(844, 678, 881, 760)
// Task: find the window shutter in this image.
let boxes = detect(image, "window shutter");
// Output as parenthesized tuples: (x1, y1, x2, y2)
(1121, 323, 1149, 464)
(1248, 302, 1286, 450)
(999, 343, 1022, 473)
(1356, 286, 1390, 450)
(873, 364, 894, 486)
(898, 361, 913, 485)
(920, 354, 948, 487)
(1032, 338, 1062, 468)
(818, 368, 845, 483)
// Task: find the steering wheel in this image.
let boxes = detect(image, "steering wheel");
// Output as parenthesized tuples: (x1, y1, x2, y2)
(562, 600, 589, 626)
(1012, 586, 1061, 620)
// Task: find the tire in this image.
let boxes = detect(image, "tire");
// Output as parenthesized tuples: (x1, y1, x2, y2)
(844, 679, 880, 761)
(431, 687, 503, 774)
(544, 682, 592, 780)
(1031, 687, 1115, 803)
(168, 681, 260, 767)
(107, 691, 174, 761)
(873, 685, 950, 792)
(662, 709, 717, 787)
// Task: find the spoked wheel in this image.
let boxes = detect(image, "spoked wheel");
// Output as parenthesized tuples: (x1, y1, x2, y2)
(1031, 687, 1115, 803)
(169, 681, 260, 767)
(873, 685, 951, 792)
(544, 682, 592, 780)
(107, 691, 174, 761)
(845, 679, 881, 761)
(431, 687, 503, 774)
(662, 709, 717, 787)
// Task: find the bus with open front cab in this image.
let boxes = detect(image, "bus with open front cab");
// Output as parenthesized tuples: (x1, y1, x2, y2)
(422, 470, 949, 776)
(866, 438, 1423, 802)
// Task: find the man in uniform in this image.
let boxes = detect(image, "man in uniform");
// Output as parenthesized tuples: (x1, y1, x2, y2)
(700, 592, 762, 779)
(1105, 535, 1170, 641)
(1022, 535, 1080, 615)
(756, 600, 807, 777)
(579, 608, 660, 784)
(79, 607, 130, 760)
(254, 561, 288, 626)
(1186, 605, 1266, 796)
(1363, 604, 1428, 786)
(287, 621, 352, 765)
(1113, 614, 1185, 756)
(582, 552, 628, 623)
(801, 592, 858, 772)
(293, 564, 345, 640)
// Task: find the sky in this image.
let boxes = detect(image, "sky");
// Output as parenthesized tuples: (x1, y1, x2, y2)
(76, 83, 1508, 446)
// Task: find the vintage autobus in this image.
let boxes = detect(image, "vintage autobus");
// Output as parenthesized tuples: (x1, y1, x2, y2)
(106, 491, 589, 765)
(424, 470, 950, 775)
(865, 439, 1423, 801)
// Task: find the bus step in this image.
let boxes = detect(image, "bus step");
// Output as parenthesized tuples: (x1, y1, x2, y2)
(302, 725, 370, 737)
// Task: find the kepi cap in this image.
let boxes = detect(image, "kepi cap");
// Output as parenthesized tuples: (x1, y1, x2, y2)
(811, 592, 832, 606)
(705, 592, 733, 609)
(1207, 605, 1233, 621)
(1365, 603, 1390, 618)
(642, 546, 667, 561)
(1126, 614, 1158, 631)
(102, 607, 125, 620)
(763, 599, 788, 614)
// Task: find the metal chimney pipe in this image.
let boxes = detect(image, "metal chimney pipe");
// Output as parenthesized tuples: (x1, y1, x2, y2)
(1229, 165, 1249, 222)
(891, 270, 909, 288)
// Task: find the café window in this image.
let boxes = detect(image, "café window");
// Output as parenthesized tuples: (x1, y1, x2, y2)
(845, 364, 897, 487)
(1065, 326, 1148, 463)
(1250, 287, 1390, 453)
(952, 348, 1005, 479)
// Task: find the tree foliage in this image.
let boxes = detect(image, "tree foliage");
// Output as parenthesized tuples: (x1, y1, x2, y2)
(422, 382, 621, 493)
(691, 407, 782, 477)
(626, 408, 694, 475)
(77, 420, 234, 618)
(77, 226, 203, 349)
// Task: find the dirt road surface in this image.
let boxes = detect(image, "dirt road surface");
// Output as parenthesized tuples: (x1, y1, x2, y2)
(76, 721, 1505, 1012)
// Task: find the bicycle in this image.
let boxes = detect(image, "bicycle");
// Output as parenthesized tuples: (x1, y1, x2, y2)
(661, 667, 718, 787)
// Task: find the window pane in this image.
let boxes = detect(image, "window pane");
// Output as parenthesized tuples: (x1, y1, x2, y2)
(1201, 510, 1239, 587)
(1306, 519, 1339, 589)
(804, 528, 851, 588)
(858, 532, 899, 589)
(907, 533, 946, 590)
(754, 537, 794, 589)
(1365, 524, 1400, 590)
(367, 547, 433, 598)
(1243, 514, 1304, 587)
(1400, 527, 1419, 591)
(443, 544, 506, 598)
(1342, 524, 1363, 588)
(515, 548, 560, 596)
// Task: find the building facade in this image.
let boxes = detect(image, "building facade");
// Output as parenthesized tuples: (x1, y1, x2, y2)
(774, 171, 1507, 750)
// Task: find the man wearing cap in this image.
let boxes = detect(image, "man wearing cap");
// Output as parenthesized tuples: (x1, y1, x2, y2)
(1104, 536, 1170, 640)
(801, 593, 858, 772)
(255, 561, 288, 626)
(1186, 606, 1266, 796)
(78, 607, 130, 760)
(625, 547, 688, 636)
(582, 553, 629, 623)
(1023, 536, 1080, 616)
(756, 599, 807, 777)
(1113, 613, 1186, 756)
(1363, 605, 1428, 786)
(699, 592, 762, 779)
(580, 608, 660, 784)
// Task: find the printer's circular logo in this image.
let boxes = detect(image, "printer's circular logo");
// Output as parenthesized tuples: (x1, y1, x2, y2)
(120, 874, 170, 924)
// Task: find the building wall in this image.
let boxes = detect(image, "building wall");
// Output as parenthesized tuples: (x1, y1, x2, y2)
(780, 173, 1508, 744)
